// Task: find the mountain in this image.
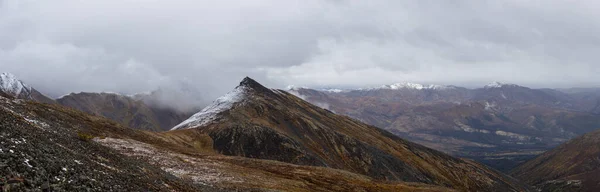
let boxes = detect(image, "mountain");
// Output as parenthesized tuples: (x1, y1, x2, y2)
(386, 102, 600, 172)
(0, 84, 455, 191)
(0, 73, 55, 104)
(290, 82, 600, 171)
(57, 92, 193, 131)
(511, 129, 600, 192)
(0, 72, 194, 132)
(172, 77, 529, 191)
(561, 88, 600, 114)
(473, 82, 573, 109)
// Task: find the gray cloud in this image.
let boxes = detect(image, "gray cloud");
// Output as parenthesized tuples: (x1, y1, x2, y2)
(1, 0, 600, 103)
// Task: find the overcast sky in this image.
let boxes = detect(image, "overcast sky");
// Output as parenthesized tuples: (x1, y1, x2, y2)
(1, 0, 600, 100)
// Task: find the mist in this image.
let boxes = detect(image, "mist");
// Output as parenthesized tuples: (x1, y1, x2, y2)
(2, 0, 600, 107)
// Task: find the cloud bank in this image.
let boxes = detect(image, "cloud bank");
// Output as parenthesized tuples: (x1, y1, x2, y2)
(1, 0, 599, 102)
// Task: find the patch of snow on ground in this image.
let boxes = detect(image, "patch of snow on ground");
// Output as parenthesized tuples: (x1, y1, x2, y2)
(171, 86, 247, 130)
(454, 120, 491, 134)
(495, 131, 530, 141)
(24, 159, 32, 167)
(0, 102, 49, 130)
(25, 118, 49, 129)
(484, 101, 496, 111)
(95, 137, 242, 186)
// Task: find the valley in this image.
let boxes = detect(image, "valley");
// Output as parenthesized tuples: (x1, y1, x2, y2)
(291, 83, 600, 171)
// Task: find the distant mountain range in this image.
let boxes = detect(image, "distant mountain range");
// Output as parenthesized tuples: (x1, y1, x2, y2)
(0, 72, 201, 131)
(289, 82, 600, 171)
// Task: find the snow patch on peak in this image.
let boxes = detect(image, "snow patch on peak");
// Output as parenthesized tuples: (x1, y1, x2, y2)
(379, 82, 451, 90)
(0, 73, 31, 97)
(484, 82, 518, 89)
(485, 82, 505, 88)
(171, 86, 247, 130)
(321, 88, 344, 93)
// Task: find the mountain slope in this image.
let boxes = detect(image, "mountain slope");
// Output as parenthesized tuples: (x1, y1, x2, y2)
(0, 90, 453, 191)
(511, 129, 600, 192)
(173, 77, 529, 191)
(57, 92, 192, 131)
(0, 96, 210, 191)
(0, 73, 55, 104)
(472, 83, 571, 109)
(386, 102, 600, 172)
(563, 88, 600, 114)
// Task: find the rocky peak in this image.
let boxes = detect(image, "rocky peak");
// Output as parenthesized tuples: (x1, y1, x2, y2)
(171, 79, 252, 130)
(238, 77, 272, 93)
(239, 77, 260, 88)
(0, 72, 32, 97)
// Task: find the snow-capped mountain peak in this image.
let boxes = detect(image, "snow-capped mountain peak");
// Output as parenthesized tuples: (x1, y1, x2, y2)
(288, 82, 453, 92)
(380, 82, 451, 90)
(484, 82, 518, 89)
(0, 73, 32, 97)
(321, 88, 344, 93)
(171, 84, 247, 130)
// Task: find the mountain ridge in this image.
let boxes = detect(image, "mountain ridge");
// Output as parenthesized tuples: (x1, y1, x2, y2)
(511, 128, 600, 192)
(57, 92, 194, 131)
(173, 77, 530, 191)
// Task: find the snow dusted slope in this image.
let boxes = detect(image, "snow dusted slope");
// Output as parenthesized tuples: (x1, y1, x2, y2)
(380, 82, 452, 90)
(0, 73, 32, 97)
(287, 82, 453, 92)
(171, 86, 247, 130)
(484, 81, 519, 89)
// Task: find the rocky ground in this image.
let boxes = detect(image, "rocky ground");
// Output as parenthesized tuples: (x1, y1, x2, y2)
(0, 97, 218, 191)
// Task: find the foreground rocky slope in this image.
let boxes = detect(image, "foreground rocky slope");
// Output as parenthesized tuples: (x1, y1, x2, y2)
(511, 129, 600, 192)
(292, 83, 600, 171)
(0, 93, 453, 191)
(173, 77, 529, 191)
(0, 97, 206, 191)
